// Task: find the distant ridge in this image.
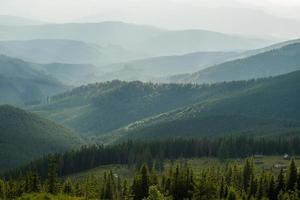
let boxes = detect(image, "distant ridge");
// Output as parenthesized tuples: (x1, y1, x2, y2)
(170, 42, 300, 83)
(0, 21, 272, 57)
(0, 15, 46, 26)
(0, 54, 67, 106)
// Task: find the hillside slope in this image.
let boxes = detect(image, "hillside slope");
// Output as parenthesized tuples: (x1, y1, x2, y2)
(110, 71, 300, 141)
(92, 51, 242, 82)
(32, 80, 261, 136)
(170, 42, 300, 83)
(42, 63, 98, 86)
(139, 29, 269, 56)
(0, 105, 84, 172)
(0, 39, 138, 65)
(0, 55, 67, 106)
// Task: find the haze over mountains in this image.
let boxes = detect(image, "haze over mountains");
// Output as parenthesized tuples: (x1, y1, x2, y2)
(0, 39, 138, 65)
(5, 2, 300, 198)
(91, 39, 300, 82)
(91, 51, 243, 82)
(0, 15, 46, 26)
(170, 42, 300, 83)
(2, 14, 300, 172)
(0, 21, 272, 57)
(0, 55, 68, 106)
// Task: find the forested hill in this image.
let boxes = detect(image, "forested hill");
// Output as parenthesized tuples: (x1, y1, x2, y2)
(0, 55, 67, 106)
(0, 105, 84, 172)
(32, 80, 262, 136)
(170, 42, 300, 84)
(109, 70, 300, 142)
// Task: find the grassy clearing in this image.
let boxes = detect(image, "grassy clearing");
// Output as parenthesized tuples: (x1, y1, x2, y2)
(70, 164, 135, 181)
(69, 156, 300, 180)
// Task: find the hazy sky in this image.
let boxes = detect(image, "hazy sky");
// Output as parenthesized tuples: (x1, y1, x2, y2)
(2, 0, 300, 38)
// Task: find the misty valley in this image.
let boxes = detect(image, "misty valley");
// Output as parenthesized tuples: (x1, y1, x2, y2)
(0, 11, 300, 200)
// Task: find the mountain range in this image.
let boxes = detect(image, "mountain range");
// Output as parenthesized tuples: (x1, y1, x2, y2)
(170, 42, 300, 83)
(87, 39, 300, 82)
(27, 38, 300, 141)
(0, 39, 139, 65)
(0, 21, 272, 57)
(91, 51, 242, 82)
(1, 17, 300, 172)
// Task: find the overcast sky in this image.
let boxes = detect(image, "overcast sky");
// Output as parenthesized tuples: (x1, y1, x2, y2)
(2, 0, 300, 38)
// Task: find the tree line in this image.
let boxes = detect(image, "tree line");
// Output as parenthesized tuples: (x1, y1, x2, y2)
(2, 158, 300, 199)
(6, 136, 300, 179)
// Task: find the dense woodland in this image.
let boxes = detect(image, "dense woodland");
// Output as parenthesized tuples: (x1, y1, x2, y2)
(0, 136, 300, 199)
(2, 155, 300, 199)
(8, 136, 300, 179)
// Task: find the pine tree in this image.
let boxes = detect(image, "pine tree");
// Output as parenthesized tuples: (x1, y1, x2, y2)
(268, 176, 276, 200)
(0, 179, 5, 199)
(146, 186, 165, 200)
(276, 169, 286, 196)
(24, 170, 40, 193)
(122, 180, 129, 199)
(103, 171, 114, 200)
(140, 164, 150, 198)
(47, 157, 58, 194)
(62, 178, 73, 194)
(84, 176, 98, 200)
(248, 176, 258, 198)
(227, 188, 238, 200)
(243, 158, 253, 192)
(73, 182, 83, 197)
(30, 170, 40, 193)
(132, 175, 142, 200)
(132, 164, 150, 200)
(219, 177, 227, 199)
(256, 177, 264, 200)
(287, 159, 298, 191)
(193, 175, 217, 200)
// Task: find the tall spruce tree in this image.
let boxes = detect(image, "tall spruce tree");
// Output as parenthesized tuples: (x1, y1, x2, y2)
(47, 157, 58, 194)
(132, 164, 150, 200)
(140, 164, 150, 198)
(0, 179, 5, 199)
(62, 178, 73, 194)
(276, 169, 286, 196)
(243, 158, 253, 191)
(268, 176, 277, 200)
(227, 188, 238, 200)
(256, 177, 264, 200)
(146, 186, 165, 200)
(287, 159, 298, 191)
